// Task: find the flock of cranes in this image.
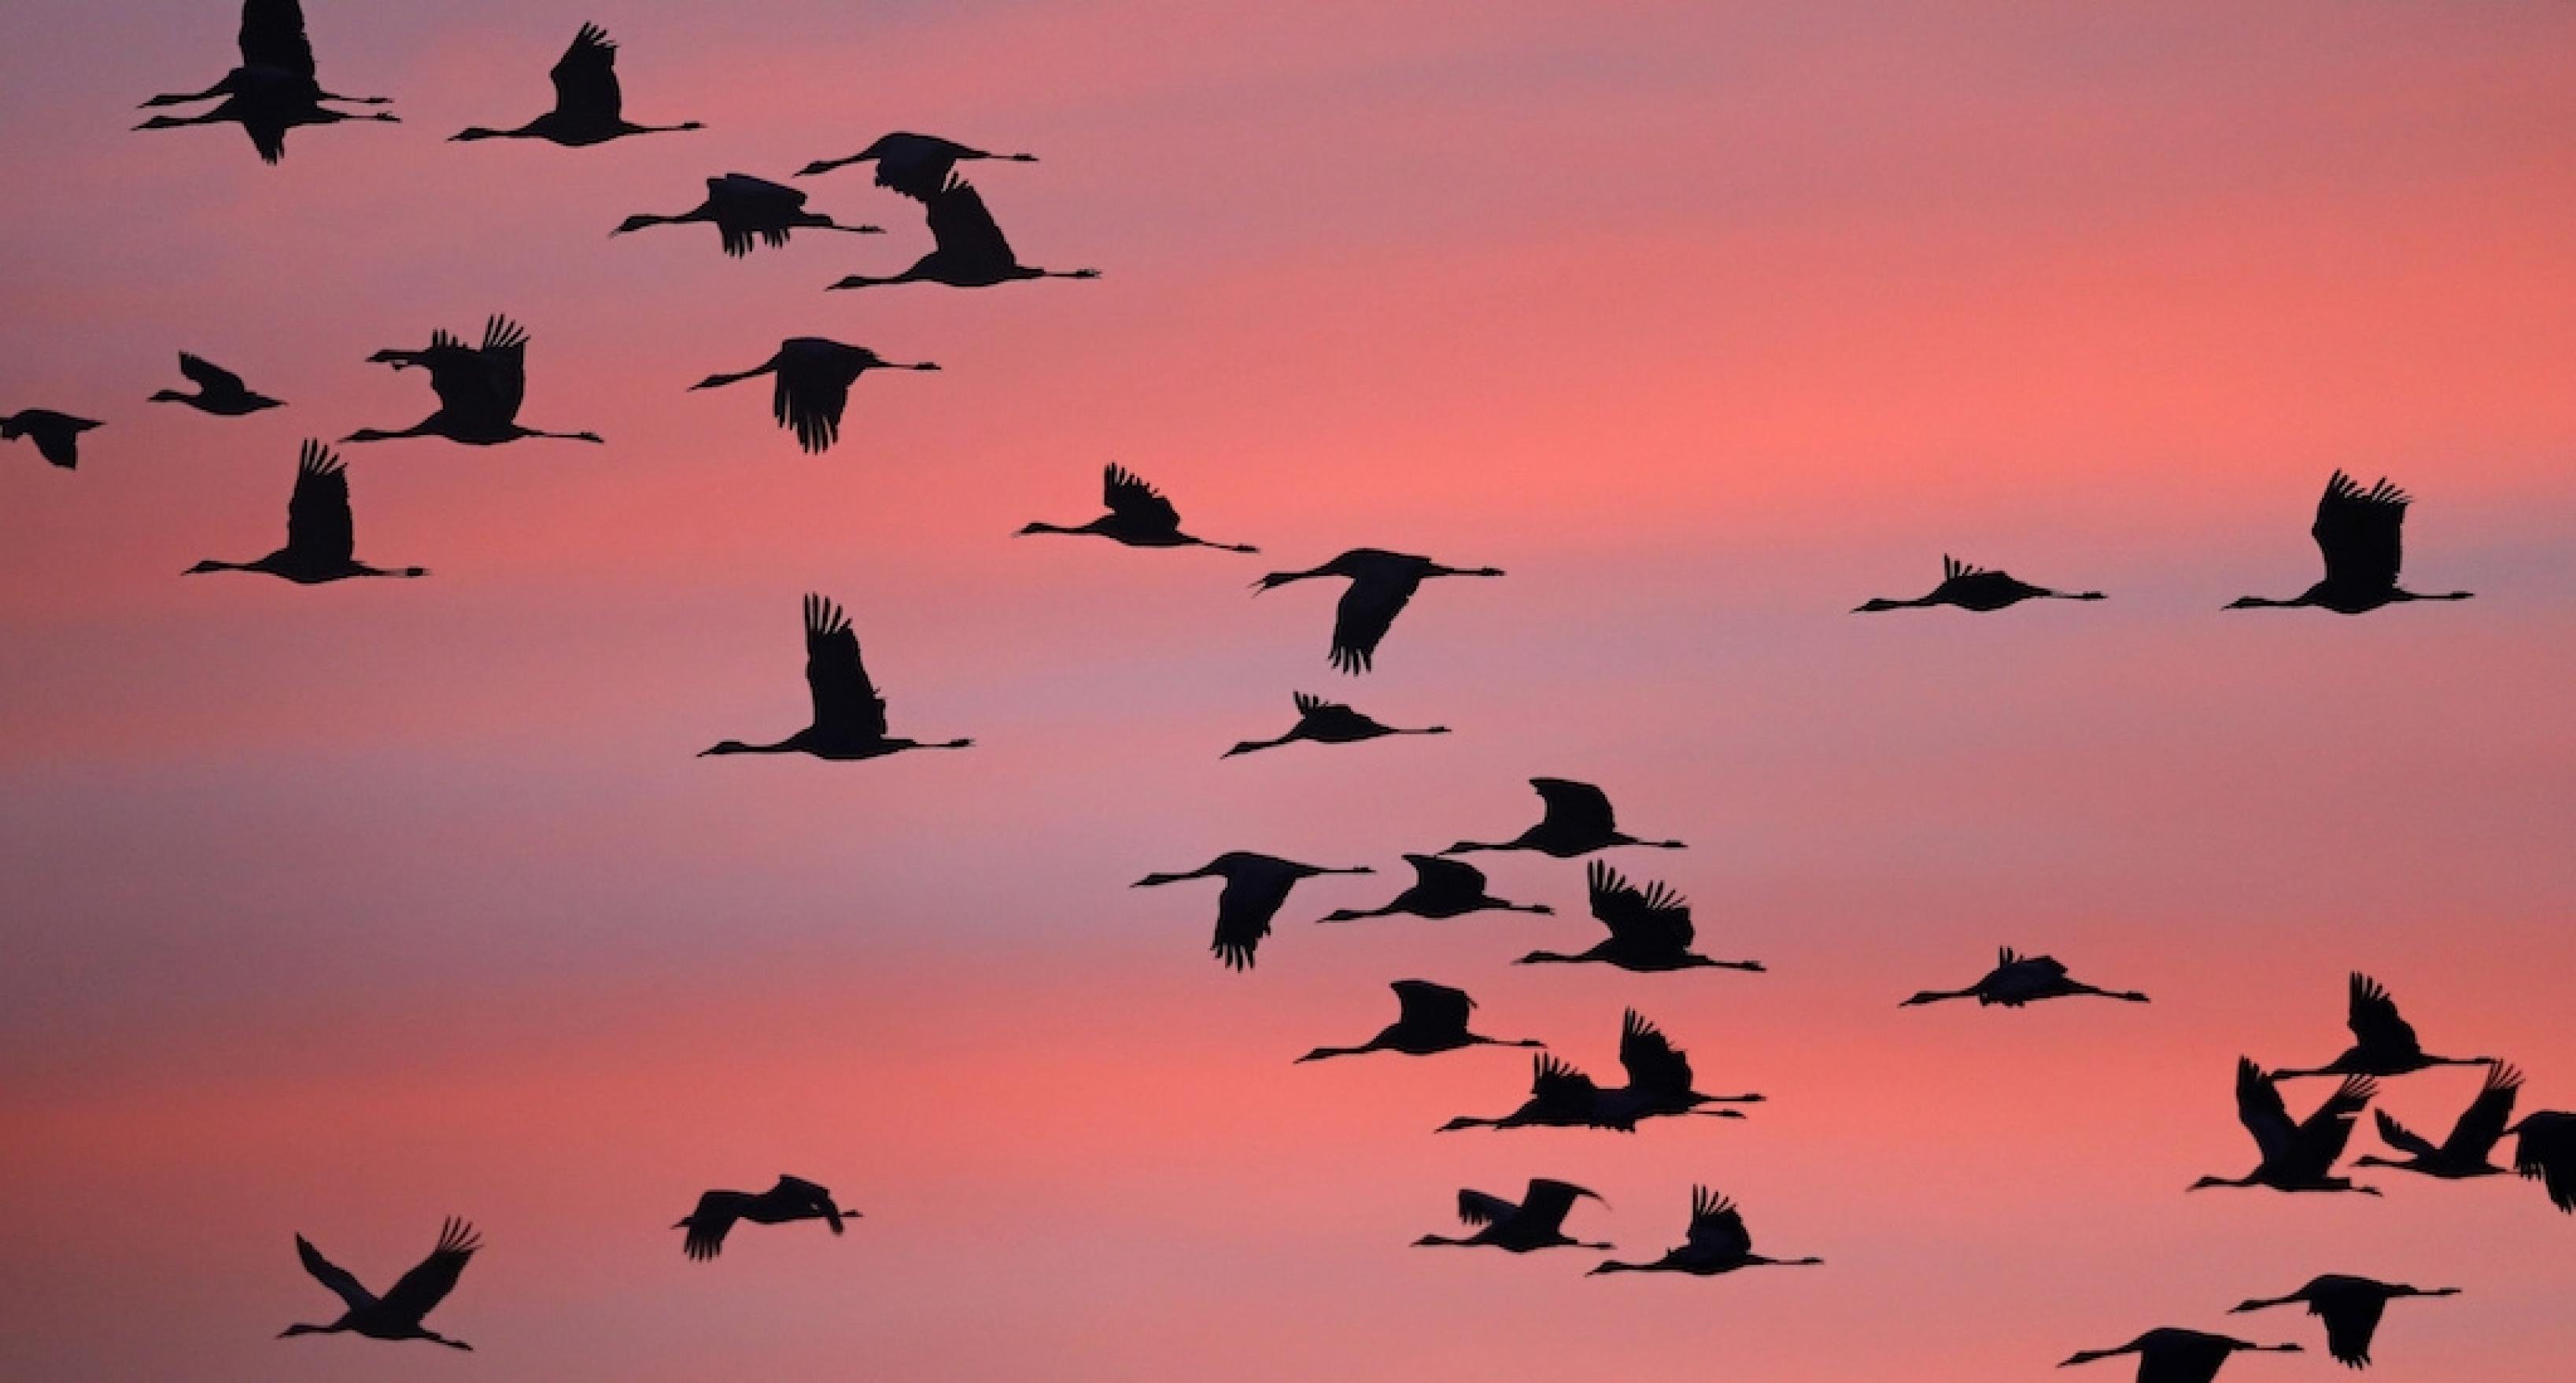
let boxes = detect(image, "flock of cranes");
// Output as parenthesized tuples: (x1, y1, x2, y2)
(8, 2, 2561, 1374)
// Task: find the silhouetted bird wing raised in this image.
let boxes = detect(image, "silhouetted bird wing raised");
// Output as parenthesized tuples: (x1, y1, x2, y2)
(1532, 778, 1617, 838)
(242, 0, 318, 79)
(684, 1190, 747, 1259)
(179, 352, 249, 396)
(1403, 854, 1489, 898)
(1515, 1180, 1596, 1235)
(294, 1234, 376, 1311)
(1997, 947, 2069, 981)
(2371, 1108, 2439, 1160)
(2294, 1075, 2377, 1169)
(1618, 1009, 1694, 1096)
(1102, 464, 1182, 533)
(1587, 861, 1694, 951)
(476, 315, 530, 423)
(1330, 566, 1424, 673)
(1529, 1053, 1601, 1116)
(2446, 1064, 2522, 1156)
(1682, 1187, 1752, 1259)
(2235, 1058, 2297, 1165)
(549, 23, 622, 121)
(2345, 972, 2423, 1059)
(803, 594, 888, 742)
(1390, 979, 1473, 1034)
(286, 441, 355, 564)
(1455, 1189, 1517, 1227)
(924, 176, 1017, 268)
(2313, 472, 2407, 591)
(377, 1218, 480, 1326)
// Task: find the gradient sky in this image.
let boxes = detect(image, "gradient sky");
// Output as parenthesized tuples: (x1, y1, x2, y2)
(5, 2, 2575, 1378)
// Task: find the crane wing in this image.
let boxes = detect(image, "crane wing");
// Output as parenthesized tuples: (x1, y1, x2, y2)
(1402, 854, 1487, 898)
(240, 0, 318, 79)
(378, 1218, 480, 1324)
(1515, 1180, 1595, 1236)
(2317, 1296, 2386, 1368)
(683, 1190, 746, 1259)
(1211, 868, 1294, 972)
(1528, 1053, 1600, 1115)
(2235, 1057, 2297, 1164)
(1100, 464, 1181, 532)
(178, 352, 248, 395)
(1455, 1189, 1515, 1227)
(801, 594, 888, 741)
(2370, 1109, 2438, 1160)
(1586, 861, 1694, 950)
(1618, 1009, 1695, 1095)
(293, 1234, 376, 1312)
(770, 1175, 849, 1232)
(2446, 1064, 2522, 1158)
(924, 176, 1017, 267)
(2345, 973, 2423, 1058)
(285, 441, 355, 564)
(1682, 1187, 1752, 1258)
(477, 315, 530, 423)
(2293, 1075, 2378, 1171)
(2311, 472, 2407, 591)
(1327, 569, 1420, 674)
(548, 23, 623, 121)
(1530, 778, 1615, 837)
(2512, 1114, 2576, 1212)
(1389, 979, 1472, 1032)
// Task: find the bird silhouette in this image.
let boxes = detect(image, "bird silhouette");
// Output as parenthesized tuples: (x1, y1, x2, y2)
(700, 594, 970, 761)
(1854, 555, 2105, 612)
(151, 354, 284, 415)
(279, 1218, 480, 1351)
(2059, 1329, 2301, 1382)
(1295, 980, 1541, 1062)
(2507, 1110, 2576, 1212)
(345, 316, 603, 447)
(2228, 472, 2471, 612)
(1412, 1178, 1611, 1253)
(1439, 778, 1683, 857)
(135, 72, 398, 163)
(2, 410, 102, 470)
(2353, 1063, 2522, 1182)
(452, 24, 703, 146)
(138, 0, 393, 164)
(2191, 1059, 2380, 1196)
(828, 176, 1097, 290)
(1132, 853, 1371, 970)
(690, 338, 937, 454)
(675, 1176, 854, 1260)
(1017, 464, 1256, 552)
(1516, 862, 1762, 973)
(614, 175, 883, 257)
(1317, 854, 1550, 924)
(1437, 1053, 1616, 1132)
(799, 132, 1039, 199)
(2230, 1274, 2460, 1369)
(1900, 948, 2150, 1008)
(186, 441, 425, 583)
(1589, 1187, 1820, 1276)
(2272, 973, 2496, 1081)
(1253, 548, 1504, 674)
(1225, 692, 1449, 758)
(1440, 1010, 1760, 1132)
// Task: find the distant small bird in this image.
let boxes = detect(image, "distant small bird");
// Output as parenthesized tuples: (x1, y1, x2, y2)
(1132, 853, 1371, 970)
(691, 338, 937, 454)
(1900, 948, 2150, 1008)
(151, 354, 284, 415)
(2354, 1063, 2522, 1182)
(1253, 548, 1503, 674)
(701, 594, 970, 761)
(186, 441, 425, 583)
(2, 410, 102, 470)
(1295, 980, 1541, 1062)
(1440, 1010, 1759, 1132)
(452, 24, 703, 146)
(2230, 1274, 2460, 1370)
(1589, 1187, 1820, 1276)
(1317, 854, 1550, 924)
(1439, 778, 1683, 857)
(346, 316, 603, 447)
(1854, 555, 2104, 612)
(1017, 465, 1256, 552)
(1225, 692, 1448, 758)
(1412, 1178, 1610, 1253)
(2191, 1058, 2379, 1196)
(138, 0, 394, 164)
(1516, 862, 1762, 973)
(614, 175, 883, 257)
(828, 176, 1097, 290)
(2508, 1110, 2576, 1213)
(2272, 973, 2496, 1081)
(2059, 1329, 2300, 1382)
(675, 1176, 855, 1260)
(279, 1218, 480, 1351)
(799, 132, 1039, 199)
(2228, 472, 2471, 613)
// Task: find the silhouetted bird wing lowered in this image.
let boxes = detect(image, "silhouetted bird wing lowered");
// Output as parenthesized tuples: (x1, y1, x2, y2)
(2512, 1112, 2576, 1212)
(799, 131, 1040, 196)
(1327, 569, 1422, 673)
(2, 411, 103, 469)
(1134, 854, 1369, 970)
(681, 1190, 748, 1260)
(1618, 1010, 1694, 1095)
(167, 352, 277, 411)
(2060, 1328, 2301, 1380)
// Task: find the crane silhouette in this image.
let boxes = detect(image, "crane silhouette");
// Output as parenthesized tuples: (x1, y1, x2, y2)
(1412, 1178, 1611, 1253)
(799, 132, 1039, 198)
(2, 410, 101, 470)
(1854, 556, 2105, 612)
(1590, 1187, 1820, 1276)
(1017, 465, 1256, 552)
(151, 354, 283, 415)
(452, 24, 703, 146)
(279, 1218, 480, 1351)
(2059, 1329, 2300, 1382)
(1225, 692, 1449, 758)
(828, 176, 1098, 290)
(701, 594, 970, 761)
(1441, 1009, 1760, 1131)
(1439, 778, 1683, 857)
(2353, 1063, 2522, 1181)
(1296, 980, 1541, 1062)
(1133, 853, 1371, 970)
(2230, 1274, 2460, 1369)
(614, 175, 883, 257)
(1437, 1053, 1619, 1132)
(2272, 973, 2496, 1080)
(1317, 854, 1549, 924)
(138, 1, 393, 164)
(2507, 1110, 2576, 1212)
(691, 338, 937, 454)
(1901, 948, 2150, 1008)
(2228, 472, 2471, 612)
(1253, 548, 1503, 674)
(345, 316, 603, 447)
(675, 1176, 854, 1260)
(186, 441, 425, 583)
(2190, 1058, 2379, 1196)
(1516, 862, 1762, 973)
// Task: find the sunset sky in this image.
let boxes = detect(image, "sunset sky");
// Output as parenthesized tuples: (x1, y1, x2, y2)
(5, 2, 2575, 1378)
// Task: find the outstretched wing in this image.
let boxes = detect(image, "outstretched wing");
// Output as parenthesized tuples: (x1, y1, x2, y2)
(771, 1175, 850, 1233)
(2312, 472, 2408, 591)
(1211, 869, 1294, 971)
(285, 441, 354, 563)
(548, 23, 622, 121)
(477, 315, 530, 423)
(2345, 973, 2423, 1060)
(1102, 464, 1183, 534)
(1455, 1189, 1515, 1227)
(2294, 1075, 2378, 1170)
(2235, 1057, 2297, 1164)
(773, 353, 851, 454)
(924, 176, 1017, 267)
(1530, 778, 1615, 838)
(1618, 1009, 1694, 1095)
(1403, 854, 1488, 898)
(240, 0, 317, 79)
(1585, 861, 1694, 950)
(378, 1218, 480, 1325)
(1515, 1179, 1595, 1236)
(1328, 568, 1422, 674)
(293, 1234, 375, 1312)
(802, 594, 888, 741)
(683, 1190, 745, 1260)
(178, 352, 248, 395)
(1389, 979, 1472, 1033)
(2446, 1063, 2522, 1158)
(2317, 1296, 2387, 1368)
(2513, 1114, 2576, 1212)
(1682, 1186, 1752, 1258)
(1528, 1053, 1600, 1116)
(2371, 1109, 2439, 1160)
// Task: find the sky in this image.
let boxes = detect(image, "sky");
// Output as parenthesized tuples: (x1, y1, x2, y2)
(3, 1, 2574, 1377)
